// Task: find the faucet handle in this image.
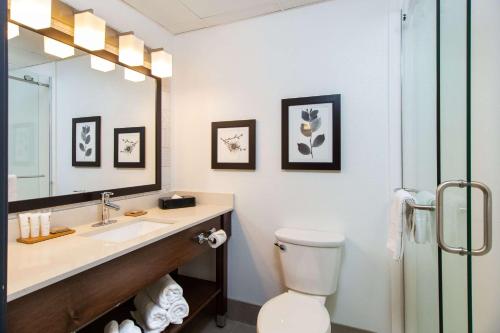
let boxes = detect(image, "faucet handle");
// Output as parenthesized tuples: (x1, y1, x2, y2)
(101, 192, 114, 200)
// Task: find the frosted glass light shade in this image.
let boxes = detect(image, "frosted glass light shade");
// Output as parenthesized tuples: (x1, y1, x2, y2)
(74, 11, 106, 51)
(10, 0, 52, 30)
(151, 49, 172, 78)
(8, 22, 20, 40)
(119, 34, 144, 66)
(44, 37, 74, 58)
(90, 55, 115, 72)
(124, 68, 145, 82)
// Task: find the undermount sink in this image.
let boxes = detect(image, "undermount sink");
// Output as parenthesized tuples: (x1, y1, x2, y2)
(82, 218, 176, 243)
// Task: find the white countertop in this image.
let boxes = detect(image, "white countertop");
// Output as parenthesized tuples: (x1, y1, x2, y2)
(7, 204, 232, 302)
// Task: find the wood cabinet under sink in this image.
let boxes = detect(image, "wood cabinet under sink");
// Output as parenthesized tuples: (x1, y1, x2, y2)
(7, 212, 232, 333)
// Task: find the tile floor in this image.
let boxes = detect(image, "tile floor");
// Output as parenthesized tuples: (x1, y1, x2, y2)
(183, 314, 256, 333)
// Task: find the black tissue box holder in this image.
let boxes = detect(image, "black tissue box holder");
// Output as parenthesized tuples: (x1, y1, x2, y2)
(159, 196, 196, 210)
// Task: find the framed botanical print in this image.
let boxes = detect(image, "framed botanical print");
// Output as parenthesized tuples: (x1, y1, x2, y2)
(211, 120, 256, 170)
(72, 116, 101, 167)
(114, 127, 146, 168)
(282, 94, 341, 170)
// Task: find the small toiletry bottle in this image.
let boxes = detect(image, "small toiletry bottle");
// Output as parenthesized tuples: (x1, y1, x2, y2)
(30, 213, 41, 238)
(40, 212, 51, 237)
(18, 213, 30, 239)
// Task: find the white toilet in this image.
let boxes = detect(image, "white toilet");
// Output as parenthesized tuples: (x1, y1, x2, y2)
(257, 228, 345, 333)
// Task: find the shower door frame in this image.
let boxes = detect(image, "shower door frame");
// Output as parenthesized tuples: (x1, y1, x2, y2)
(436, 0, 473, 332)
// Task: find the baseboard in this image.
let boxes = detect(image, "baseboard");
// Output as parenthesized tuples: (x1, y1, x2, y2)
(227, 298, 375, 333)
(227, 299, 261, 326)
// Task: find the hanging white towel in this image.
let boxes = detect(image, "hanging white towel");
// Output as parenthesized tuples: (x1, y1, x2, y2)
(166, 297, 189, 324)
(104, 320, 119, 333)
(133, 291, 170, 331)
(387, 189, 413, 260)
(146, 274, 183, 309)
(8, 175, 16, 201)
(413, 191, 435, 244)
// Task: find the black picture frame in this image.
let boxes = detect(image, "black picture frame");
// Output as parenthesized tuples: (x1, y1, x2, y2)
(282, 94, 341, 170)
(72, 116, 101, 167)
(114, 127, 146, 168)
(211, 120, 256, 170)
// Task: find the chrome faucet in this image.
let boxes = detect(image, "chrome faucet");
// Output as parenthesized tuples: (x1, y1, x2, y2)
(93, 192, 120, 227)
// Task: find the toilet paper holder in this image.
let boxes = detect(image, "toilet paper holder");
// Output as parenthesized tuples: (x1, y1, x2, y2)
(194, 228, 217, 245)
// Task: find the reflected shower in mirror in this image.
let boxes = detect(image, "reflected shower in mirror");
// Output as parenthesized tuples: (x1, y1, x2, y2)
(8, 26, 158, 203)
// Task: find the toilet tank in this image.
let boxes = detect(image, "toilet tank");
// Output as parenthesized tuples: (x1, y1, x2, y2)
(275, 228, 345, 296)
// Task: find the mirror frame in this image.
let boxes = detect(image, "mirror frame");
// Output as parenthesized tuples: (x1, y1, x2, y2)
(8, 18, 162, 213)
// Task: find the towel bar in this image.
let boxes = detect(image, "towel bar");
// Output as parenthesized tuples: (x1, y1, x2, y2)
(405, 199, 435, 212)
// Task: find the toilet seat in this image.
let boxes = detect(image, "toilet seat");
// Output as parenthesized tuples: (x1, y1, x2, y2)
(257, 292, 331, 333)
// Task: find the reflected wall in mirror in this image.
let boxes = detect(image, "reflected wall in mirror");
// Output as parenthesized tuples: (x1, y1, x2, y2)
(8, 26, 160, 211)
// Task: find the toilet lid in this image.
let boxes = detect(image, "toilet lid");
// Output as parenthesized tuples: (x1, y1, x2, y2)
(257, 293, 331, 333)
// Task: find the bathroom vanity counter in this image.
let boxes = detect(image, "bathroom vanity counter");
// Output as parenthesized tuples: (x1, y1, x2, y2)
(7, 203, 233, 333)
(8, 204, 232, 302)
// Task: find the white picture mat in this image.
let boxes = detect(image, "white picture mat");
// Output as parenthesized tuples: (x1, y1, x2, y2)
(288, 103, 333, 163)
(75, 121, 97, 162)
(117, 132, 141, 163)
(217, 126, 250, 163)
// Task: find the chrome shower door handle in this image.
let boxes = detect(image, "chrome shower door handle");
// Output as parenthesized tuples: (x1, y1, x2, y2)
(436, 180, 492, 256)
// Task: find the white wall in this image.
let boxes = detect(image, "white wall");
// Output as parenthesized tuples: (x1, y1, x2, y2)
(172, 1, 392, 332)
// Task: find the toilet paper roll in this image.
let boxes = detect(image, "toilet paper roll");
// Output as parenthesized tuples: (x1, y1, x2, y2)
(208, 230, 227, 249)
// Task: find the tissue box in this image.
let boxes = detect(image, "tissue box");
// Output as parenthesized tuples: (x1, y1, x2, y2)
(159, 196, 196, 210)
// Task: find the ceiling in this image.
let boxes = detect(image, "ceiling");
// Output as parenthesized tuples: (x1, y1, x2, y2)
(121, 0, 328, 35)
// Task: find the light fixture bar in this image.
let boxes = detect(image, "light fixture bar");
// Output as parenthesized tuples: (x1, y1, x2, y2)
(119, 32, 144, 67)
(124, 68, 145, 82)
(151, 48, 172, 78)
(90, 55, 115, 72)
(10, 0, 52, 30)
(44, 37, 75, 58)
(74, 9, 106, 51)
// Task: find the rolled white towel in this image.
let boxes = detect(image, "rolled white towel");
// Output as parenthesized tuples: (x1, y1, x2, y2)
(167, 297, 189, 325)
(118, 319, 141, 333)
(133, 291, 170, 330)
(131, 310, 169, 333)
(146, 274, 183, 309)
(104, 320, 119, 333)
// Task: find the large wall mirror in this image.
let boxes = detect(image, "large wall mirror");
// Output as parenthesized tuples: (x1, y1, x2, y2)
(8, 26, 161, 213)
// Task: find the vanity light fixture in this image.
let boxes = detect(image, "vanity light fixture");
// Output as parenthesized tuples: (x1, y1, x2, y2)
(151, 49, 173, 78)
(119, 32, 144, 67)
(8, 22, 20, 40)
(124, 68, 145, 82)
(10, 0, 52, 30)
(74, 10, 106, 51)
(90, 55, 115, 72)
(44, 36, 75, 58)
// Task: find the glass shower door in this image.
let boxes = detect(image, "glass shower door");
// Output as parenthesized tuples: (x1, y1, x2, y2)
(8, 71, 51, 201)
(401, 0, 439, 332)
(403, 0, 500, 332)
